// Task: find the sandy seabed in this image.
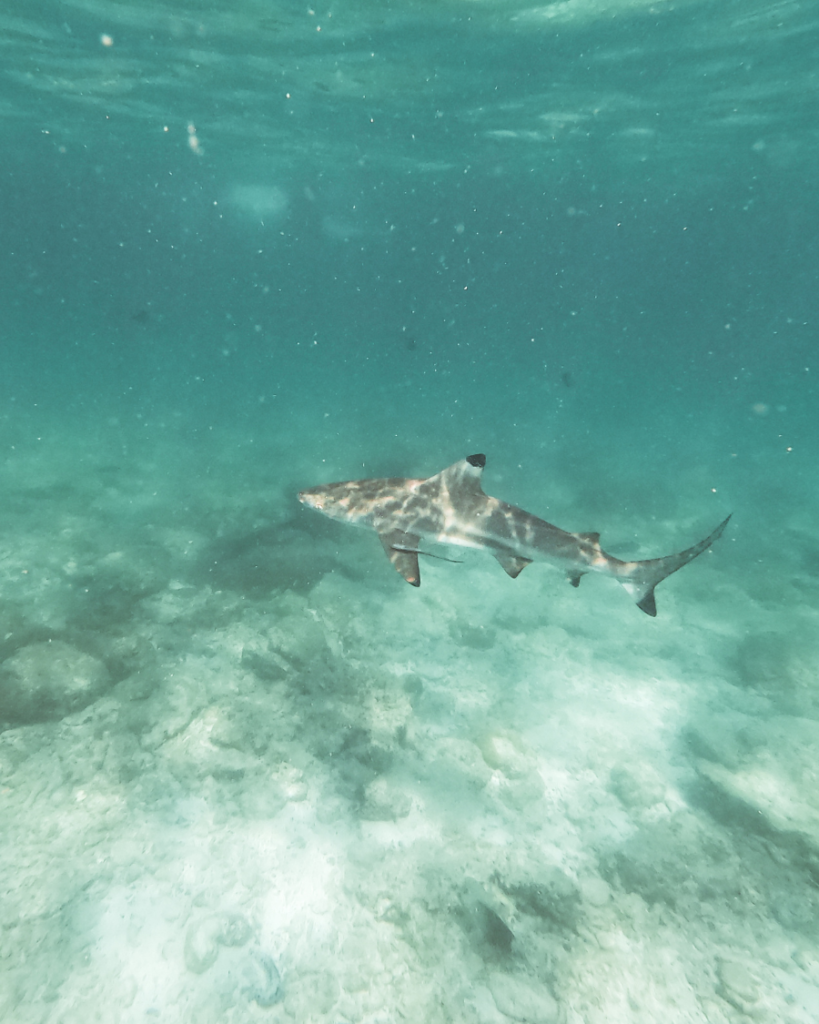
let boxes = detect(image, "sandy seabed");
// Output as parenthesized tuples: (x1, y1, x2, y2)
(2, 421, 819, 1024)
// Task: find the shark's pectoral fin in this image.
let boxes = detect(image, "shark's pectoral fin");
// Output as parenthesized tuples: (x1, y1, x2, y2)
(494, 552, 532, 579)
(377, 529, 422, 586)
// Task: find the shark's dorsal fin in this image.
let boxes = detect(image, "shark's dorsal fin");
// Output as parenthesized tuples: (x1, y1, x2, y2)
(377, 528, 421, 586)
(439, 453, 487, 496)
(578, 531, 600, 545)
(494, 553, 532, 579)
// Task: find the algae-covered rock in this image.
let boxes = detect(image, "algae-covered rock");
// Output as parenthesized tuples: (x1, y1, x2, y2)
(0, 640, 110, 724)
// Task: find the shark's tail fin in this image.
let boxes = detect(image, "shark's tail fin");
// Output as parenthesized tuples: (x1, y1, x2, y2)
(616, 514, 731, 616)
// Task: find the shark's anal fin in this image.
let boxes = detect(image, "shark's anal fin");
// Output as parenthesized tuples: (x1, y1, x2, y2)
(568, 571, 586, 588)
(494, 552, 532, 579)
(377, 529, 421, 586)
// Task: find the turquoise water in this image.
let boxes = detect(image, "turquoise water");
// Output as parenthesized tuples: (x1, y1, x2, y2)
(1, 1, 818, 1021)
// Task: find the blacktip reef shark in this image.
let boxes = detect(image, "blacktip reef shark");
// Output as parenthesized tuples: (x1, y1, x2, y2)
(298, 454, 730, 616)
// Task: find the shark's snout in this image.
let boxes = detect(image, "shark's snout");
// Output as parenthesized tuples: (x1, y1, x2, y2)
(298, 490, 323, 509)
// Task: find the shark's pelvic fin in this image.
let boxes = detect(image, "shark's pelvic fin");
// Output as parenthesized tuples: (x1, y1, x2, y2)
(616, 514, 732, 616)
(463, 455, 529, 579)
(495, 553, 533, 578)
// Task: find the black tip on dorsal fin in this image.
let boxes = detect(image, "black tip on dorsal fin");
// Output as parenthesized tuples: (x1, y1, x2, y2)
(466, 453, 486, 469)
(578, 531, 600, 545)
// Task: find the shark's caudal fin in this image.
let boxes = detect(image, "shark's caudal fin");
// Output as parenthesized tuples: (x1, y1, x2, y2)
(616, 514, 732, 616)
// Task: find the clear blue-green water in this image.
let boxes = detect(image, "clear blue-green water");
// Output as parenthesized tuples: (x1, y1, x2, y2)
(2, 2, 818, 1021)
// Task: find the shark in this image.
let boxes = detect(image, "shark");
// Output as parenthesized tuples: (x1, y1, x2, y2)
(298, 454, 730, 616)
